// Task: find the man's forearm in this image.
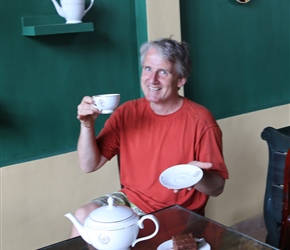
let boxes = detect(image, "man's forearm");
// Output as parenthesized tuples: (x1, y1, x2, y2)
(77, 124, 102, 173)
(195, 170, 225, 197)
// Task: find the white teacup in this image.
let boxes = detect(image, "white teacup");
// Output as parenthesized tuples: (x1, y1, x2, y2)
(92, 94, 120, 114)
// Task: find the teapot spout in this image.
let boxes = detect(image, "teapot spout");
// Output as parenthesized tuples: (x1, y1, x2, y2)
(51, 0, 66, 18)
(65, 213, 91, 244)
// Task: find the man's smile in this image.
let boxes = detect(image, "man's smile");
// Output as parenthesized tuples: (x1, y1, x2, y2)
(149, 86, 162, 91)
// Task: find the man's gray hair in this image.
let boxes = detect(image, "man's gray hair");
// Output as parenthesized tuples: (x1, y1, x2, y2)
(140, 38, 192, 79)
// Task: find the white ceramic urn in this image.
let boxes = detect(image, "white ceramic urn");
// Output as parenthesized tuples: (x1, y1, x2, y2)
(65, 197, 159, 250)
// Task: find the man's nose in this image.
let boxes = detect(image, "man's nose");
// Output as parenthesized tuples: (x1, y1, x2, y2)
(149, 71, 159, 84)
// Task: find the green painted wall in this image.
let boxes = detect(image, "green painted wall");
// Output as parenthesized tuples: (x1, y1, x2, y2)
(0, 0, 147, 167)
(180, 0, 290, 119)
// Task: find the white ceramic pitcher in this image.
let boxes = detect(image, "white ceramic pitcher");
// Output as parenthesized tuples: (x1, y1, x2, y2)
(65, 197, 159, 250)
(51, 0, 94, 24)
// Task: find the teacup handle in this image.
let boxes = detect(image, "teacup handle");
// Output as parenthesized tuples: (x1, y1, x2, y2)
(131, 214, 159, 247)
(84, 0, 94, 15)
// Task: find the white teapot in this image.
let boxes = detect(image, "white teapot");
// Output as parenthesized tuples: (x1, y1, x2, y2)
(51, 0, 94, 24)
(65, 197, 159, 250)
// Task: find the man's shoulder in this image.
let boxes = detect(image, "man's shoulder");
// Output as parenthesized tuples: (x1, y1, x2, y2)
(118, 98, 146, 110)
(183, 98, 217, 126)
(184, 98, 213, 115)
(112, 98, 147, 119)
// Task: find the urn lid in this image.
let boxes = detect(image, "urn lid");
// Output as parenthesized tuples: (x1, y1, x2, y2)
(85, 196, 138, 230)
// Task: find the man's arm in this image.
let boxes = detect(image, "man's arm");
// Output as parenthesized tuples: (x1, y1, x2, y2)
(77, 96, 108, 173)
(192, 162, 225, 197)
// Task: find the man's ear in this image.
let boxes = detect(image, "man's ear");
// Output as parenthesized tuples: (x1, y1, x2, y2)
(177, 78, 187, 88)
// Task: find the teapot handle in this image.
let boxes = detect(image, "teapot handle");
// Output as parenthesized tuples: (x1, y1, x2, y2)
(84, 0, 94, 15)
(131, 214, 159, 247)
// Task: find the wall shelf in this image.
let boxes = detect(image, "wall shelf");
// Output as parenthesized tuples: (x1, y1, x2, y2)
(21, 15, 94, 36)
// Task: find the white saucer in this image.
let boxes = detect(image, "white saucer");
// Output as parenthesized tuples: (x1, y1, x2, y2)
(159, 164, 203, 189)
(157, 239, 210, 250)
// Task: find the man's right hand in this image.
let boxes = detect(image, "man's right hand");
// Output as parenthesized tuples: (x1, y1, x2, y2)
(77, 96, 102, 128)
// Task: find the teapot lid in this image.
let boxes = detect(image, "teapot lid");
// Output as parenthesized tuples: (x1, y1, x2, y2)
(85, 196, 138, 230)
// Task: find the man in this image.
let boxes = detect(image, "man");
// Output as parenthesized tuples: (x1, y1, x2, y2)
(73, 38, 228, 237)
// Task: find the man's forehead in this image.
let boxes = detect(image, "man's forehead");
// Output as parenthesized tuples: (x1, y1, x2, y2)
(143, 50, 174, 68)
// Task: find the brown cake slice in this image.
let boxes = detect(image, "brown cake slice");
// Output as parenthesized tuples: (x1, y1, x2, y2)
(172, 233, 197, 250)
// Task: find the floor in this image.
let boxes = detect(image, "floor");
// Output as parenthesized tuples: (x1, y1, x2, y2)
(231, 214, 268, 243)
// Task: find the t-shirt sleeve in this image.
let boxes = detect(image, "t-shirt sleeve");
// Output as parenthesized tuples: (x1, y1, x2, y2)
(95, 109, 121, 160)
(197, 125, 229, 179)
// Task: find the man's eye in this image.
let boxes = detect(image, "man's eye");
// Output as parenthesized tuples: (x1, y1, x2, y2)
(159, 70, 168, 76)
(144, 66, 151, 71)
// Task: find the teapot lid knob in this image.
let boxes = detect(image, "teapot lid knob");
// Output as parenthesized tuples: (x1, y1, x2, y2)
(107, 196, 114, 208)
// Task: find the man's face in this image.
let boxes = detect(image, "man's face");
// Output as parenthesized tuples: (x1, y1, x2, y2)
(141, 48, 185, 104)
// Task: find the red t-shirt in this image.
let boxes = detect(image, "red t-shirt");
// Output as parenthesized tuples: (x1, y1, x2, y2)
(96, 97, 228, 214)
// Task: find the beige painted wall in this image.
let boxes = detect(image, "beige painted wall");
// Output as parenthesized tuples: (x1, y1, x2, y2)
(1, 154, 121, 249)
(206, 105, 290, 224)
(1, 1, 290, 249)
(146, 0, 181, 41)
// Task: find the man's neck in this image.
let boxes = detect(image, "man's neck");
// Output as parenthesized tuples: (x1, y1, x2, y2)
(150, 96, 184, 115)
